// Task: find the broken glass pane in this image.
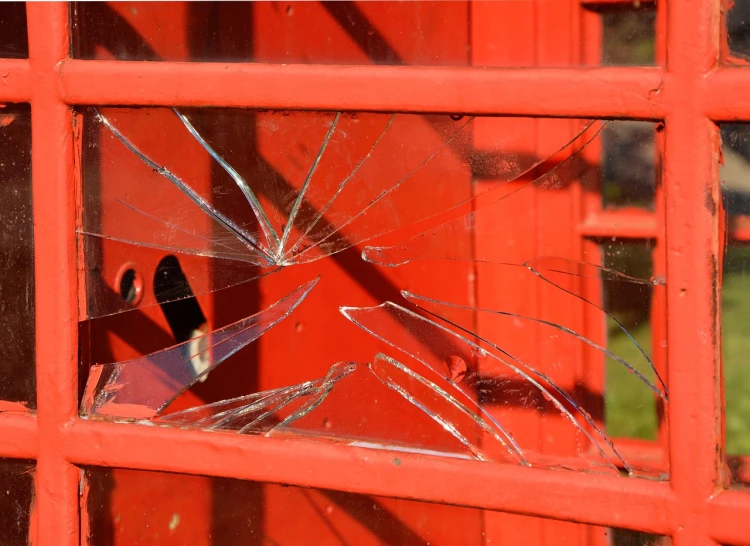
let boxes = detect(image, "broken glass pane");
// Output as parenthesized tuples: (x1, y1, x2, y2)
(79, 108, 667, 478)
(83, 466, 671, 546)
(600, 240, 662, 443)
(81, 279, 317, 418)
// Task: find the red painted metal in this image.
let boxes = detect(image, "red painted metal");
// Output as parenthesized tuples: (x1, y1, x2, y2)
(65, 419, 675, 534)
(26, 4, 80, 546)
(664, 2, 723, 546)
(0, 1, 746, 545)
(579, 209, 660, 239)
(59, 60, 667, 118)
(0, 58, 32, 102)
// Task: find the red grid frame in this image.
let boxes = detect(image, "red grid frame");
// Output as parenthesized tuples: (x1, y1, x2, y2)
(0, 1, 746, 544)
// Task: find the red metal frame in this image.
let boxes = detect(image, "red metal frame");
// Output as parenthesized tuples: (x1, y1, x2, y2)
(0, 1, 747, 544)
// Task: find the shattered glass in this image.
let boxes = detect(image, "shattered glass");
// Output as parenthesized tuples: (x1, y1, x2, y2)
(79, 107, 667, 479)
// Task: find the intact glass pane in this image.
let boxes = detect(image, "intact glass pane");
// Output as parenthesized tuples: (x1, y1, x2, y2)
(725, 0, 750, 63)
(601, 7, 657, 66)
(0, 3, 28, 58)
(83, 467, 670, 546)
(72, 1, 653, 67)
(0, 459, 35, 546)
(601, 121, 658, 210)
(721, 123, 750, 486)
(0, 104, 35, 408)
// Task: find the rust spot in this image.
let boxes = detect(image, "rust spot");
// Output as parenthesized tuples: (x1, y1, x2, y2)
(709, 253, 719, 347)
(444, 355, 468, 384)
(704, 187, 717, 215)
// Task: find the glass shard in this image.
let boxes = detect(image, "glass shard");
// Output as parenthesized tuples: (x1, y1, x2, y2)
(361, 121, 605, 267)
(81, 108, 596, 320)
(81, 279, 318, 418)
(341, 301, 628, 475)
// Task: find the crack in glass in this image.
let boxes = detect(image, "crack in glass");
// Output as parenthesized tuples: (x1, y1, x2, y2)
(79, 108, 667, 479)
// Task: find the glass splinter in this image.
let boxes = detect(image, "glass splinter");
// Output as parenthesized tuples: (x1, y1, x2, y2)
(94, 109, 275, 264)
(369, 353, 524, 464)
(361, 121, 606, 267)
(341, 302, 624, 473)
(80, 278, 319, 419)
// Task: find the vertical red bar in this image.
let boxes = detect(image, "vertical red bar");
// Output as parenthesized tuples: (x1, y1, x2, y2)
(665, 0, 722, 544)
(653, 0, 670, 469)
(26, 4, 79, 546)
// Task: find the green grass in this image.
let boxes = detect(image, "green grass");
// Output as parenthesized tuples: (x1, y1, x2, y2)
(604, 262, 750, 454)
(605, 320, 658, 441)
(721, 268, 750, 455)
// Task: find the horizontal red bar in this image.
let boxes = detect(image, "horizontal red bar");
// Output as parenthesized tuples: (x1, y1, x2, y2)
(708, 490, 750, 545)
(730, 226, 750, 242)
(0, 411, 37, 459)
(0, 59, 32, 103)
(703, 68, 750, 121)
(59, 60, 667, 118)
(580, 208, 659, 239)
(64, 420, 675, 534)
(582, 0, 655, 7)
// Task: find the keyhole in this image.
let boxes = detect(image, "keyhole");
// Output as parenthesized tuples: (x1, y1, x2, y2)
(118, 268, 143, 305)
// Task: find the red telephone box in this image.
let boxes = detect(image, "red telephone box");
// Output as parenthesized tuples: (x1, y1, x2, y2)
(1, 1, 748, 545)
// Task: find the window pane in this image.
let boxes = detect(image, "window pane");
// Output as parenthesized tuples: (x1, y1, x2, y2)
(601, 121, 658, 210)
(72, 1, 621, 67)
(601, 7, 657, 67)
(0, 3, 28, 59)
(83, 467, 669, 545)
(0, 459, 35, 546)
(76, 109, 667, 478)
(721, 123, 750, 486)
(725, 0, 750, 63)
(0, 104, 34, 408)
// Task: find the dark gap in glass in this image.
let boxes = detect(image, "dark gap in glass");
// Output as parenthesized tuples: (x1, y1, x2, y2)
(154, 255, 207, 345)
(0, 104, 35, 407)
(0, 3, 28, 59)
